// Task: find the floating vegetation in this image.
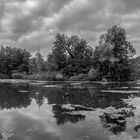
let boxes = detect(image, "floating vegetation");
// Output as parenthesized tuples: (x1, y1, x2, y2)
(119, 87, 129, 89)
(42, 85, 62, 88)
(68, 86, 85, 89)
(137, 83, 140, 85)
(30, 82, 45, 85)
(133, 87, 140, 89)
(0, 80, 140, 139)
(70, 83, 82, 86)
(92, 81, 109, 85)
(101, 90, 140, 93)
(18, 90, 28, 93)
(35, 81, 46, 83)
(0, 79, 30, 84)
(109, 132, 140, 140)
(123, 97, 140, 108)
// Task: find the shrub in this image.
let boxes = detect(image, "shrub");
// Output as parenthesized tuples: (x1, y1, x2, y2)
(88, 67, 101, 81)
(0, 73, 9, 79)
(25, 72, 66, 81)
(69, 73, 88, 81)
(12, 73, 25, 79)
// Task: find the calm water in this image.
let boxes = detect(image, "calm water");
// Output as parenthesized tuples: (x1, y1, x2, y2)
(0, 80, 140, 140)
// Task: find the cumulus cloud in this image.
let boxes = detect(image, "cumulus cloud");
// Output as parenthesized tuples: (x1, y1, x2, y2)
(0, 0, 140, 56)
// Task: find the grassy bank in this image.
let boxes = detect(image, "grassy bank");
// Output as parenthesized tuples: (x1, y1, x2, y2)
(0, 72, 135, 82)
(0, 72, 96, 81)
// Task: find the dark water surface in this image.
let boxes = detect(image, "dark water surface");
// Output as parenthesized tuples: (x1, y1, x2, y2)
(0, 80, 140, 140)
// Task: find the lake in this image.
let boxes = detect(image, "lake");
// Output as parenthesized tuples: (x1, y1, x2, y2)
(0, 80, 140, 140)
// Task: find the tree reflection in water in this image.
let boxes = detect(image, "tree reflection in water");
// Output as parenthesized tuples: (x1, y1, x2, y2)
(100, 109, 134, 134)
(52, 105, 85, 125)
(0, 82, 139, 129)
(30, 83, 136, 127)
(0, 83, 31, 109)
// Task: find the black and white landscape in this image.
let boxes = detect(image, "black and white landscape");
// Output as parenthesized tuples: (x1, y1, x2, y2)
(0, 0, 140, 140)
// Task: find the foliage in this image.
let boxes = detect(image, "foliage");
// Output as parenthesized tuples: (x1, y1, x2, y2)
(0, 25, 139, 81)
(0, 74, 9, 79)
(0, 46, 30, 77)
(93, 25, 136, 81)
(36, 52, 45, 72)
(129, 57, 140, 80)
(29, 57, 38, 74)
(88, 67, 101, 81)
(26, 72, 66, 81)
(48, 33, 93, 77)
(29, 52, 46, 74)
(69, 73, 88, 81)
(11, 72, 25, 79)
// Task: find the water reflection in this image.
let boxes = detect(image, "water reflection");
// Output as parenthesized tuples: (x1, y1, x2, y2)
(0, 83, 31, 109)
(0, 81, 139, 139)
(100, 109, 134, 134)
(52, 105, 85, 125)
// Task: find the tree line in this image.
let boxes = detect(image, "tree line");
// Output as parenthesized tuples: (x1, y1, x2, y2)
(0, 25, 138, 81)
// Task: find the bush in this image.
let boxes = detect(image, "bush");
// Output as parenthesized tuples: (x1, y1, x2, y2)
(88, 68, 101, 81)
(25, 72, 66, 81)
(69, 73, 88, 81)
(0, 73, 9, 79)
(12, 73, 25, 79)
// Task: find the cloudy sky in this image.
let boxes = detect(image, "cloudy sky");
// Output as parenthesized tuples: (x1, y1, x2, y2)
(0, 0, 140, 57)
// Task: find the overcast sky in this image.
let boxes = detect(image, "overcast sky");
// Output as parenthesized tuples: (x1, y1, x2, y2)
(0, 0, 140, 57)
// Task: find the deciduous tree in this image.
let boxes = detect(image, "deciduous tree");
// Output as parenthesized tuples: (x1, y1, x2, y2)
(93, 25, 136, 81)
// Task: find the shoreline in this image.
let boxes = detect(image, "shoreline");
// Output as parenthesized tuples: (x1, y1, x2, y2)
(0, 79, 136, 84)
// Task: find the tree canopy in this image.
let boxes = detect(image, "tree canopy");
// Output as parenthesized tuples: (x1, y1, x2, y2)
(48, 33, 93, 77)
(0, 46, 30, 76)
(93, 25, 136, 80)
(0, 25, 138, 81)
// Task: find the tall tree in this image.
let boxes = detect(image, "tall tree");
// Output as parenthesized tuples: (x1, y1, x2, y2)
(0, 46, 30, 76)
(48, 33, 93, 76)
(29, 52, 45, 74)
(36, 51, 44, 73)
(93, 25, 136, 81)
